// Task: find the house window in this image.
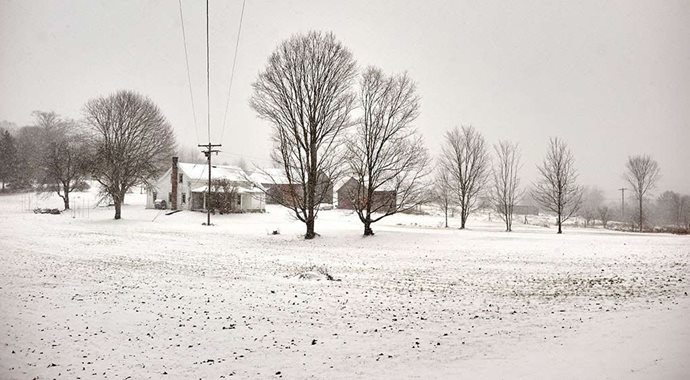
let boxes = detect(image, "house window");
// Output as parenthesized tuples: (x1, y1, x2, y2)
(182, 193, 186, 204)
(236, 194, 241, 206)
(179, 174, 183, 183)
(152, 191, 157, 200)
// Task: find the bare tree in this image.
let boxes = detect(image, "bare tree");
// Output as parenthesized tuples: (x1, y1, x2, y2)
(433, 169, 454, 228)
(624, 154, 661, 232)
(440, 126, 490, 229)
(36, 112, 91, 210)
(250, 31, 357, 239)
(490, 141, 522, 232)
(344, 67, 430, 236)
(655, 190, 684, 227)
(598, 205, 611, 228)
(580, 186, 604, 227)
(84, 90, 175, 219)
(531, 137, 583, 234)
(210, 178, 239, 214)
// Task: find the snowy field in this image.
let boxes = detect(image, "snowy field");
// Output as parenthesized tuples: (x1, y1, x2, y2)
(1, 189, 689, 379)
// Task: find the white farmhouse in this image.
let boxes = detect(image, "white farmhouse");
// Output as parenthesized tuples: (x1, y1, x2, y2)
(146, 157, 265, 212)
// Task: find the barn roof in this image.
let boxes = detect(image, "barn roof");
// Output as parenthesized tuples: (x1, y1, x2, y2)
(335, 176, 397, 192)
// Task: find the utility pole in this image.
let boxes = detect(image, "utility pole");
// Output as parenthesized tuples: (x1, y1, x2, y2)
(619, 187, 626, 220)
(198, 0, 221, 226)
(199, 143, 221, 225)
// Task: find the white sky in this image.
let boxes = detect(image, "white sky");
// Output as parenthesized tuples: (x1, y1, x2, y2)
(1, 0, 689, 201)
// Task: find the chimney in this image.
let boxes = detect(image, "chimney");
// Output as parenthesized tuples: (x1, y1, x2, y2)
(171, 156, 178, 210)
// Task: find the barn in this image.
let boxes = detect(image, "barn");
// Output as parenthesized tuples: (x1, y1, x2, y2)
(249, 168, 333, 207)
(335, 176, 396, 212)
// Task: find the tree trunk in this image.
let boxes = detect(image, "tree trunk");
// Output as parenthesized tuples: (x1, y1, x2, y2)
(557, 219, 562, 234)
(444, 206, 448, 228)
(639, 198, 643, 232)
(63, 182, 70, 210)
(114, 200, 122, 220)
(363, 220, 374, 236)
(114, 190, 125, 220)
(305, 218, 316, 239)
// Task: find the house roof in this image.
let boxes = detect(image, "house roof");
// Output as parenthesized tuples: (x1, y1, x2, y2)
(178, 163, 248, 183)
(191, 185, 264, 194)
(249, 168, 290, 185)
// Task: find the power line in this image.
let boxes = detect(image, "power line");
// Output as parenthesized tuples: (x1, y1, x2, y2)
(177, 0, 200, 145)
(202, 0, 220, 226)
(206, 0, 211, 142)
(220, 0, 247, 143)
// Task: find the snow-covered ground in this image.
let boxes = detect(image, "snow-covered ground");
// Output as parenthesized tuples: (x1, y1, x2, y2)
(1, 189, 689, 379)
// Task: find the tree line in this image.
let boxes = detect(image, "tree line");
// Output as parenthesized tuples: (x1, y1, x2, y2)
(250, 31, 687, 238)
(0, 91, 175, 219)
(1, 30, 685, 234)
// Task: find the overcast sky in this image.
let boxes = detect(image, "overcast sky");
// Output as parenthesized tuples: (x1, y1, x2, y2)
(1, 0, 688, 201)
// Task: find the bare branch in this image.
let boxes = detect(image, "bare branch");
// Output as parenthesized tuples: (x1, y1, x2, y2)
(250, 31, 356, 239)
(531, 137, 583, 233)
(83, 90, 176, 219)
(490, 140, 522, 232)
(343, 67, 429, 236)
(624, 154, 661, 231)
(439, 125, 490, 229)
(36, 113, 91, 210)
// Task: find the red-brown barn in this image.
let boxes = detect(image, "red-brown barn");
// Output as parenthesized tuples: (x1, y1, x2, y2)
(336, 177, 396, 212)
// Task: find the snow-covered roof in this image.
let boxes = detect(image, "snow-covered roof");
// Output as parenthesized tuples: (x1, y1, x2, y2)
(178, 163, 248, 183)
(249, 168, 290, 185)
(191, 185, 264, 194)
(333, 177, 353, 192)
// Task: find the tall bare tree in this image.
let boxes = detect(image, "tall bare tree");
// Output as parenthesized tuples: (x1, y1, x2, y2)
(344, 67, 430, 236)
(490, 141, 522, 232)
(433, 169, 454, 228)
(440, 126, 489, 229)
(34, 111, 91, 210)
(532, 137, 583, 234)
(250, 31, 357, 239)
(84, 90, 175, 219)
(624, 154, 660, 232)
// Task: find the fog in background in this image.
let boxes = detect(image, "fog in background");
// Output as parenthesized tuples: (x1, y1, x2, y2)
(1, 0, 688, 202)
